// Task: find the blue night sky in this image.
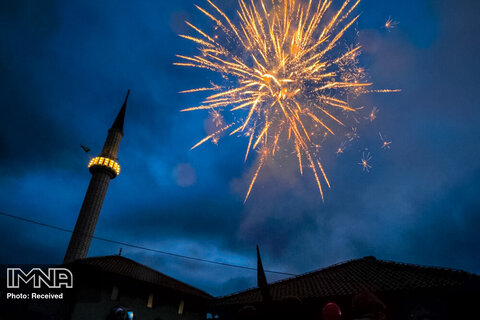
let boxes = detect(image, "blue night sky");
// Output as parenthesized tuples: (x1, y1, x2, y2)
(1, 0, 479, 296)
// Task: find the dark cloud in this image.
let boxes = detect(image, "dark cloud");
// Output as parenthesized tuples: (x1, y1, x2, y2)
(401, 167, 480, 272)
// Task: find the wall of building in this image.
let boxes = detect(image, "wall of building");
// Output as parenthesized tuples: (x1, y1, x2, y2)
(69, 269, 207, 320)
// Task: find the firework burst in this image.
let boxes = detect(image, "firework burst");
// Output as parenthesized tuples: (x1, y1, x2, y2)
(359, 151, 372, 172)
(384, 16, 399, 31)
(379, 132, 392, 150)
(176, 0, 397, 201)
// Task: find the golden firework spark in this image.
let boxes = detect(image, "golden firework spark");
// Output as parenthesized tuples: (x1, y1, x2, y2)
(176, 0, 395, 201)
(336, 140, 347, 155)
(379, 132, 392, 150)
(384, 16, 399, 31)
(366, 106, 378, 122)
(359, 151, 372, 172)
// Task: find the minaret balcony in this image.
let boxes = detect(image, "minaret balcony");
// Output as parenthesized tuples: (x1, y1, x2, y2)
(88, 156, 121, 178)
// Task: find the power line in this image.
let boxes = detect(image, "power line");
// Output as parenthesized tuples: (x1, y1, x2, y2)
(0, 211, 297, 276)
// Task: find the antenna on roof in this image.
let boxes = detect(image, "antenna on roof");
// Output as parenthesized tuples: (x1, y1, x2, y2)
(118, 248, 123, 256)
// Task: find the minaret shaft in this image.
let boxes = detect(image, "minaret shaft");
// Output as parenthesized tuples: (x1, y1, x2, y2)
(101, 128, 123, 160)
(63, 171, 111, 263)
(63, 91, 129, 264)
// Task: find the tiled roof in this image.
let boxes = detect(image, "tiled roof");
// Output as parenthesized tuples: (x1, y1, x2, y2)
(216, 256, 480, 306)
(65, 255, 212, 299)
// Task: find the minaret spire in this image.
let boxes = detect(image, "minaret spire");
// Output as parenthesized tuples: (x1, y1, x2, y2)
(112, 89, 129, 133)
(63, 91, 130, 264)
(256, 245, 271, 303)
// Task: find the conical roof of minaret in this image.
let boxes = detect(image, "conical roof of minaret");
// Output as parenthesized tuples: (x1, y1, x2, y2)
(257, 245, 268, 288)
(256, 245, 271, 302)
(111, 89, 130, 133)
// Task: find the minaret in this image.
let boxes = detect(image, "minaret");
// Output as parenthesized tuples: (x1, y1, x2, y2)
(256, 245, 271, 303)
(63, 90, 130, 264)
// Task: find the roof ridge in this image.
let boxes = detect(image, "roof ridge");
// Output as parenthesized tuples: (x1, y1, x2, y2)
(216, 256, 368, 299)
(216, 256, 480, 300)
(373, 258, 480, 278)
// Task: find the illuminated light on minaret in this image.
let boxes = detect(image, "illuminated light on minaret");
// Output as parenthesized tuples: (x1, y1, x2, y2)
(63, 90, 130, 264)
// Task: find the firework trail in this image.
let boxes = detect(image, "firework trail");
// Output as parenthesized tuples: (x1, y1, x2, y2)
(176, 0, 397, 201)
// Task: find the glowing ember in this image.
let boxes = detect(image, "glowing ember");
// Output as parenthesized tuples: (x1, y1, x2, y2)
(336, 141, 347, 155)
(366, 107, 378, 122)
(379, 132, 392, 150)
(359, 151, 372, 172)
(384, 17, 399, 31)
